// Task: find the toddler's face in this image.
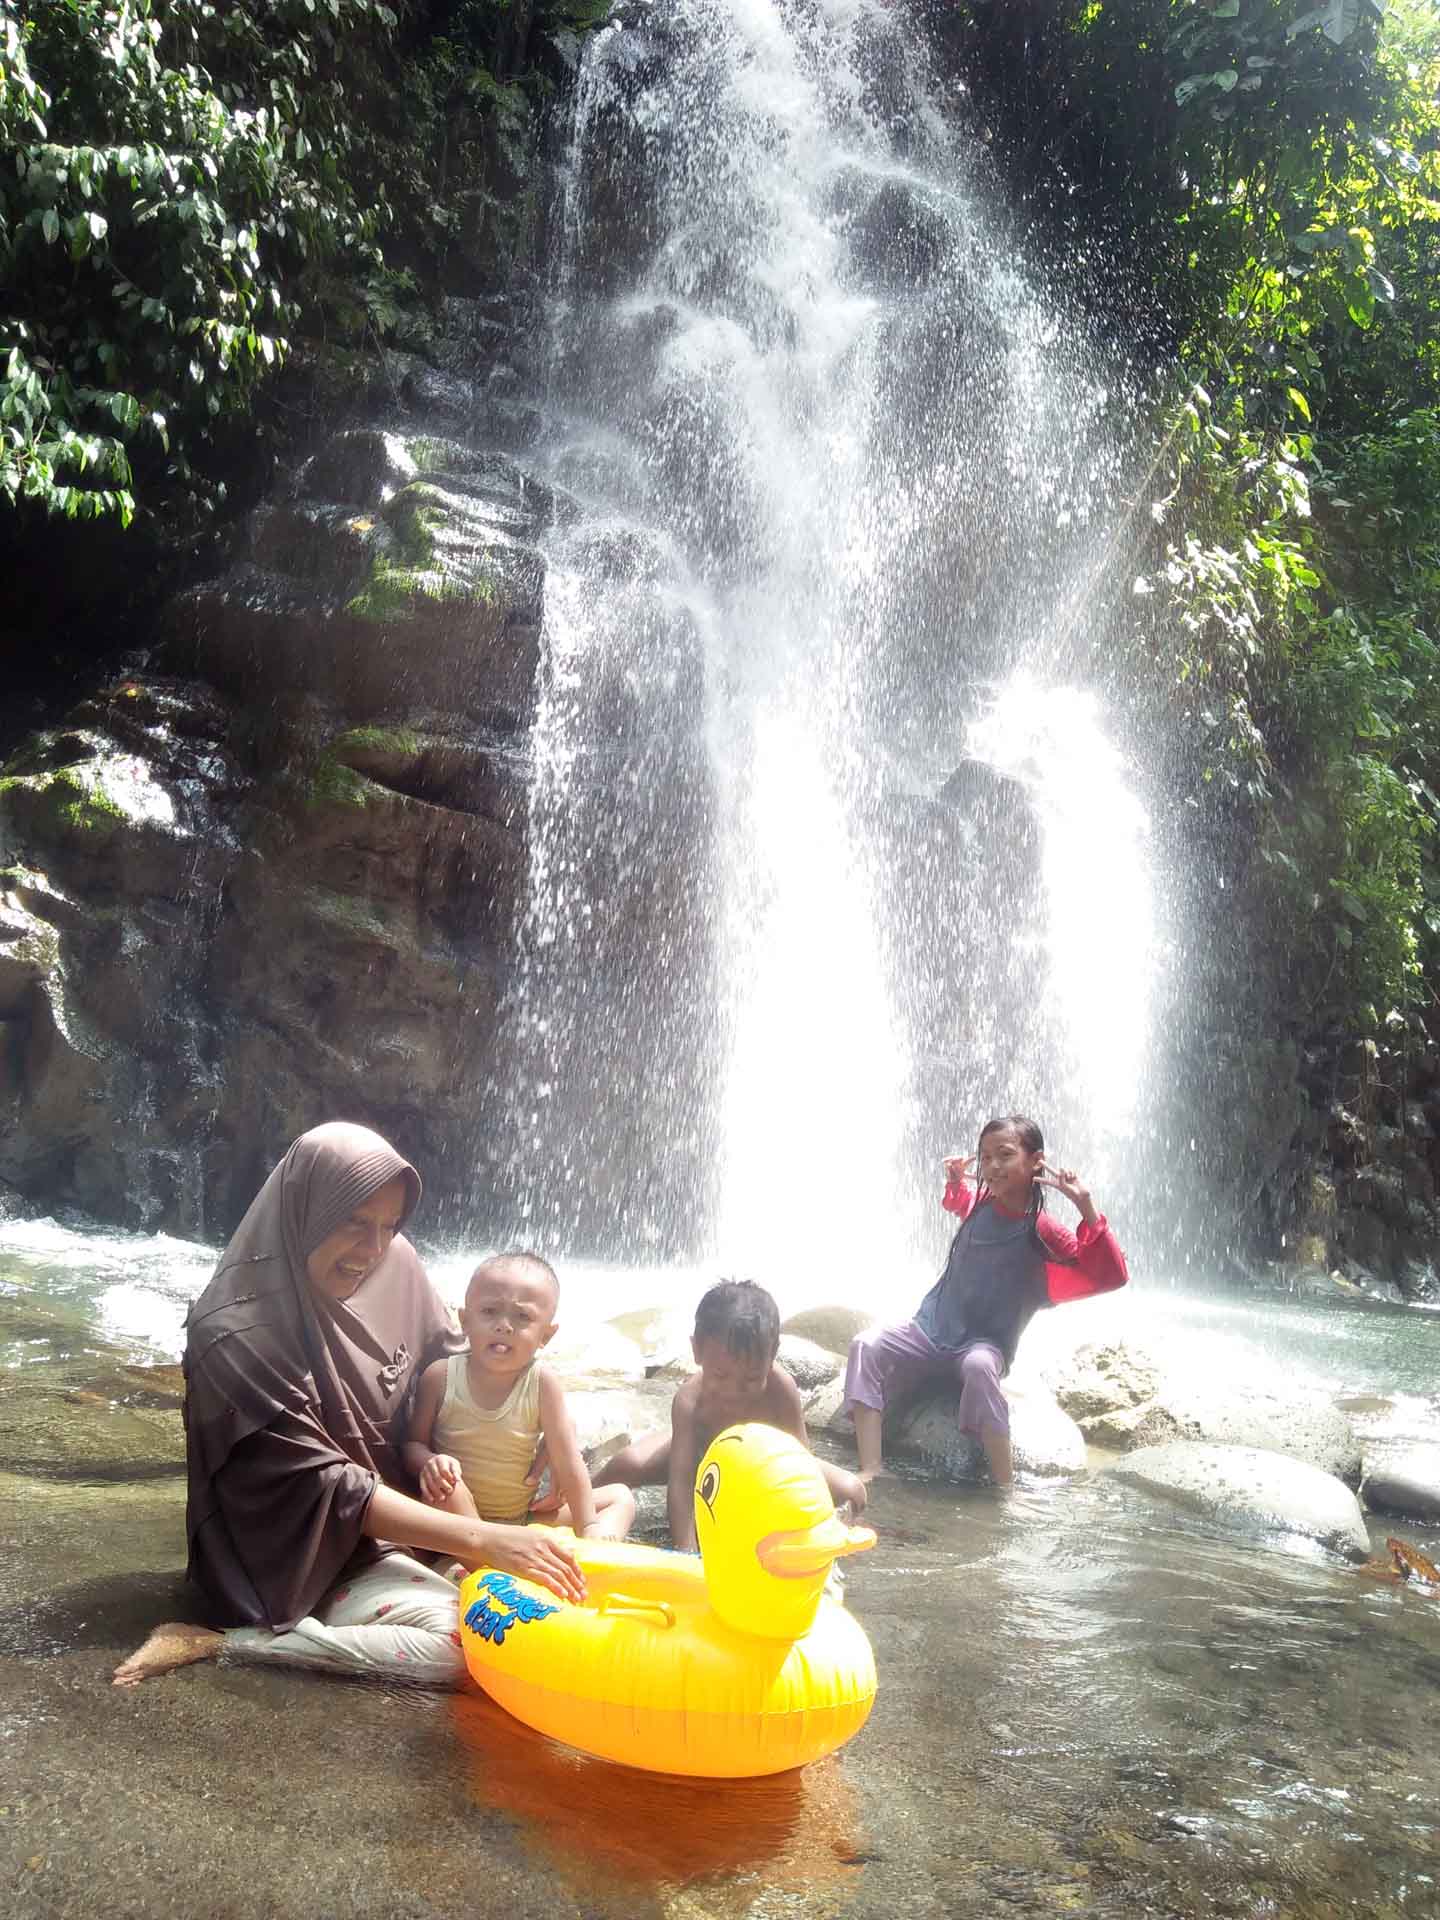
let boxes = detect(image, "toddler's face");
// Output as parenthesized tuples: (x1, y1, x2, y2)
(462, 1269, 558, 1376)
(693, 1335, 773, 1420)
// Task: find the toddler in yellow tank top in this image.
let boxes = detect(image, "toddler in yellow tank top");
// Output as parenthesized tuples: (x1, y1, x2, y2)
(403, 1252, 634, 1539)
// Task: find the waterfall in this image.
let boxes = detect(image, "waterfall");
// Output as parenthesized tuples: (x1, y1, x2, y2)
(499, 0, 1153, 1292)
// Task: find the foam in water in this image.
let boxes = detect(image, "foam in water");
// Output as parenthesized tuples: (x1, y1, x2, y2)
(500, 0, 1150, 1293)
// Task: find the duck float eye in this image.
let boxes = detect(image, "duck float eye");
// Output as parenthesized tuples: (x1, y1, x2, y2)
(697, 1461, 721, 1516)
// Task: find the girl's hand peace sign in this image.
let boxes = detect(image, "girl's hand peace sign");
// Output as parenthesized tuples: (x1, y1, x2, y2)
(942, 1152, 976, 1182)
(1037, 1160, 1098, 1225)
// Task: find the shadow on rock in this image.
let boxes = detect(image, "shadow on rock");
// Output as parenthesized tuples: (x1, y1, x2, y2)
(1, 1566, 190, 1660)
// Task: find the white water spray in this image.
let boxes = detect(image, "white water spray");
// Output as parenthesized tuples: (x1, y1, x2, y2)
(504, 0, 1153, 1286)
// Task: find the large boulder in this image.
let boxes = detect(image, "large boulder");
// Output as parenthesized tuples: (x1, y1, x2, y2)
(0, 423, 556, 1238)
(1361, 1444, 1440, 1523)
(891, 1382, 1087, 1482)
(544, 1322, 647, 1387)
(606, 1306, 695, 1379)
(1108, 1443, 1370, 1561)
(1049, 1341, 1160, 1423)
(1154, 1380, 1362, 1486)
(804, 1377, 851, 1436)
(564, 1384, 670, 1470)
(776, 1334, 843, 1391)
(166, 431, 569, 730)
(780, 1306, 875, 1355)
(1046, 1337, 1362, 1484)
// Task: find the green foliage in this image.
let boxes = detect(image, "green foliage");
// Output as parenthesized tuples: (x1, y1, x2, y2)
(0, 0, 613, 529)
(1119, 3, 1440, 1022)
(0, 0, 411, 525)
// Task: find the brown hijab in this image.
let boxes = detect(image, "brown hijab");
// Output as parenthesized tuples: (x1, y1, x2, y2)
(182, 1123, 460, 1630)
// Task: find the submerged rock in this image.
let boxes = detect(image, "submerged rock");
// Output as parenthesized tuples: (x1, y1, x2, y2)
(1361, 1444, 1440, 1523)
(1108, 1442, 1371, 1561)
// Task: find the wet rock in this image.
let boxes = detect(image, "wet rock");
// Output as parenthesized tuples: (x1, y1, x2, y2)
(803, 1377, 851, 1436)
(1396, 1258, 1439, 1303)
(776, 1334, 843, 1391)
(1361, 1444, 1440, 1523)
(606, 1305, 695, 1379)
(1155, 1380, 1362, 1485)
(1108, 1442, 1370, 1560)
(1046, 1337, 1362, 1481)
(563, 1382, 670, 1469)
(546, 1322, 647, 1386)
(1081, 1401, 1185, 1451)
(0, 1374, 183, 1479)
(892, 1383, 1086, 1482)
(1048, 1340, 1160, 1423)
(835, 171, 956, 292)
(780, 1306, 875, 1355)
(167, 431, 558, 731)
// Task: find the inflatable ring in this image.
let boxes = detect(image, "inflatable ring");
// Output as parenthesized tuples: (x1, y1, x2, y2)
(459, 1422, 877, 1776)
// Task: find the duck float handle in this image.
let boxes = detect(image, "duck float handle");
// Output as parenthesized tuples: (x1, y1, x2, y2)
(459, 1422, 879, 1777)
(597, 1593, 677, 1627)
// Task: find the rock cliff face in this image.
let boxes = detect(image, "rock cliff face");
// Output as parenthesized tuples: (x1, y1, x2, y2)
(0, 314, 568, 1237)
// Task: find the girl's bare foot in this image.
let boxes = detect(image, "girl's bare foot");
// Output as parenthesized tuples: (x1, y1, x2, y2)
(856, 1465, 891, 1486)
(112, 1622, 223, 1688)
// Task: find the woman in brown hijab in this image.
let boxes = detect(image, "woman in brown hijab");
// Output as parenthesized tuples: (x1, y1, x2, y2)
(113, 1122, 584, 1688)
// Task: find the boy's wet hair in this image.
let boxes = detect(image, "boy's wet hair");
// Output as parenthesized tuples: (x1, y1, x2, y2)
(693, 1278, 780, 1361)
(468, 1249, 560, 1311)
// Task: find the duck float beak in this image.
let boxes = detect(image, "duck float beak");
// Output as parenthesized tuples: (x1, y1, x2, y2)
(756, 1516, 877, 1579)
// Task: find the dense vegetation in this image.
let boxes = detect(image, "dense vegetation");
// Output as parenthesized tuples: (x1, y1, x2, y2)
(926, 0, 1440, 1051)
(0, 0, 608, 731)
(4, 0, 1439, 1069)
(0, 0, 608, 529)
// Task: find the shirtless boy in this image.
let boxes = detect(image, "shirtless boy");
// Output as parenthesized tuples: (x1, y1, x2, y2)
(593, 1278, 866, 1552)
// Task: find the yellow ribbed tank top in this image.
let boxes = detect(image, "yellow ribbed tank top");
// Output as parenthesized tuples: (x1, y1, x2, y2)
(433, 1353, 541, 1524)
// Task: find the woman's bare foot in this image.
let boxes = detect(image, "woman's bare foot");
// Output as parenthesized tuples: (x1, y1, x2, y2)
(856, 1465, 891, 1487)
(112, 1622, 223, 1688)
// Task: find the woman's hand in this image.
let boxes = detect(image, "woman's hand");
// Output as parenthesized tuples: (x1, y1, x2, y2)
(472, 1523, 587, 1605)
(1037, 1160, 1097, 1224)
(942, 1152, 975, 1182)
(418, 1452, 462, 1505)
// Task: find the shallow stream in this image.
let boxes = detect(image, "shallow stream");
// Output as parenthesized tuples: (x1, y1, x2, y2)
(4, 1222, 1440, 1918)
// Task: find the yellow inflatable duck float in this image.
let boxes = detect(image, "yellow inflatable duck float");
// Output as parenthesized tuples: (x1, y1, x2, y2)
(458, 1422, 878, 1776)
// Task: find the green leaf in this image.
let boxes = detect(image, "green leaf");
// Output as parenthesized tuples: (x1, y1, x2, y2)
(41, 207, 58, 245)
(1287, 386, 1312, 422)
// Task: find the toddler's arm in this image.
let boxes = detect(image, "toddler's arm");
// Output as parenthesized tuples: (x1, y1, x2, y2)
(536, 1368, 600, 1536)
(400, 1358, 464, 1506)
(667, 1385, 702, 1553)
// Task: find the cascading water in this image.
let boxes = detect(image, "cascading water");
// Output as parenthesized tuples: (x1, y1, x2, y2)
(500, 0, 1155, 1293)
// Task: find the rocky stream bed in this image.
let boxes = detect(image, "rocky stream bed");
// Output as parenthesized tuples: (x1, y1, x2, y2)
(5, 1224, 1440, 1919)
